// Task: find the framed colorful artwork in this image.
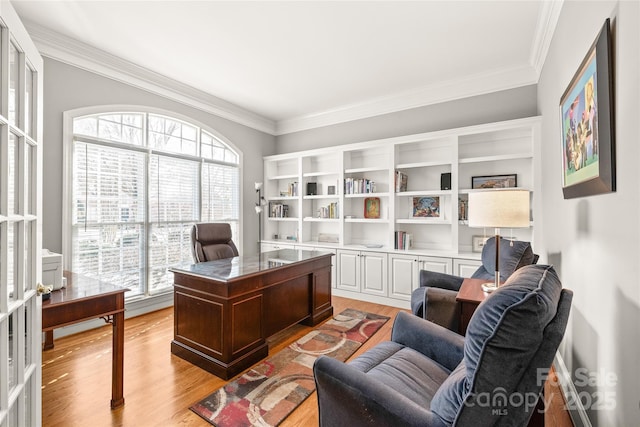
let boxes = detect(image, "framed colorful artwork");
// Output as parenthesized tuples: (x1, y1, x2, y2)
(364, 197, 380, 219)
(560, 18, 615, 199)
(412, 196, 440, 218)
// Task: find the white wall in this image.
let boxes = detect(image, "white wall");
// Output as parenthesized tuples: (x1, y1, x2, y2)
(42, 57, 276, 256)
(276, 85, 537, 152)
(537, 1, 640, 426)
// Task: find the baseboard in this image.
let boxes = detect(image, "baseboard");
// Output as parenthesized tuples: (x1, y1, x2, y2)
(49, 292, 174, 340)
(332, 288, 410, 310)
(554, 353, 592, 427)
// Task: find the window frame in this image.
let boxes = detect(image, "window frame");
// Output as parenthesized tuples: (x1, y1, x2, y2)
(62, 105, 243, 299)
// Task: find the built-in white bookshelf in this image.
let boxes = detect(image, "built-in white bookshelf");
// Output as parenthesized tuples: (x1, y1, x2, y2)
(262, 116, 541, 309)
(263, 116, 540, 255)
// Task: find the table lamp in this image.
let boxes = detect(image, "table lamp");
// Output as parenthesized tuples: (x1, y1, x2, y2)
(468, 189, 530, 292)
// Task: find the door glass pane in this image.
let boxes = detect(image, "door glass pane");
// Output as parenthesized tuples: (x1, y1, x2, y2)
(25, 65, 34, 136)
(8, 222, 18, 302)
(24, 303, 32, 366)
(24, 221, 33, 291)
(24, 375, 33, 426)
(9, 311, 18, 391)
(9, 133, 18, 215)
(25, 142, 34, 215)
(9, 41, 19, 126)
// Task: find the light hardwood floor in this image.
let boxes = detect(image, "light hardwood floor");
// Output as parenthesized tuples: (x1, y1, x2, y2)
(42, 296, 404, 427)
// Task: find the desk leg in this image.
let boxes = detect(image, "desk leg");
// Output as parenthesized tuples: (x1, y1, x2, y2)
(43, 330, 54, 350)
(110, 309, 125, 409)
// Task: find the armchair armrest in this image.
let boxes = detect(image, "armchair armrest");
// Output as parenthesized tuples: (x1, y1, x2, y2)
(419, 270, 464, 291)
(314, 356, 447, 427)
(391, 311, 464, 371)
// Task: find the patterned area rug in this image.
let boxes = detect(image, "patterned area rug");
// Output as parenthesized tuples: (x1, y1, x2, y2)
(190, 308, 389, 427)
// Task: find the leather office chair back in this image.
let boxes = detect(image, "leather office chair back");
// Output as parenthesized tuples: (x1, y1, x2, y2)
(190, 223, 238, 263)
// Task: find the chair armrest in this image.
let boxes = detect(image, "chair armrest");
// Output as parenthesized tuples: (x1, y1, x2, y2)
(424, 287, 461, 332)
(314, 356, 448, 427)
(419, 270, 464, 291)
(391, 311, 464, 371)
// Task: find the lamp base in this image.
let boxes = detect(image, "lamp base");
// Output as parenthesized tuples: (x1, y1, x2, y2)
(481, 282, 498, 293)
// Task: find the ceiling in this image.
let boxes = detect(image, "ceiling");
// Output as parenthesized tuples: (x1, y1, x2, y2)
(12, 0, 561, 135)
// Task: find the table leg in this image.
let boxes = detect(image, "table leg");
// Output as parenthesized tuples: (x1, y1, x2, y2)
(43, 330, 54, 350)
(110, 309, 125, 409)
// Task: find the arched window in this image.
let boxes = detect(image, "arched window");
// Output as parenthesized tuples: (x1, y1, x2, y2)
(67, 110, 241, 297)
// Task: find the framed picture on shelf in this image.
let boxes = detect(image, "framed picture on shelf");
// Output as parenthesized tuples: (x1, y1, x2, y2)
(560, 18, 615, 199)
(472, 235, 489, 252)
(472, 174, 517, 189)
(364, 197, 380, 219)
(412, 196, 440, 218)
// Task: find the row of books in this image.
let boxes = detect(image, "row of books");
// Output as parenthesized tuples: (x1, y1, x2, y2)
(269, 202, 290, 218)
(395, 170, 408, 192)
(344, 178, 376, 194)
(317, 202, 339, 219)
(394, 231, 413, 250)
(280, 181, 298, 197)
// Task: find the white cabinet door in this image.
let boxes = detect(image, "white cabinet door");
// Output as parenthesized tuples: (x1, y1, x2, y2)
(337, 250, 360, 291)
(388, 254, 417, 300)
(454, 259, 483, 278)
(418, 256, 453, 275)
(361, 251, 387, 296)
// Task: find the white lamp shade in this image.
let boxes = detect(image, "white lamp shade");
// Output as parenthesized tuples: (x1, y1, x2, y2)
(468, 190, 530, 228)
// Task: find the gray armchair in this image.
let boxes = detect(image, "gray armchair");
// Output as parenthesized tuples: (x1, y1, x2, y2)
(190, 223, 239, 262)
(314, 264, 572, 427)
(411, 237, 537, 331)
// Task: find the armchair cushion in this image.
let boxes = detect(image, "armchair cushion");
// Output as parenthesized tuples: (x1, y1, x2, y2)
(430, 264, 562, 425)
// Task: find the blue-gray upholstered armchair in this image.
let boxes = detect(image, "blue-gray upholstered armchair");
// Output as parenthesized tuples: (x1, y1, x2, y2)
(314, 264, 572, 427)
(411, 237, 537, 332)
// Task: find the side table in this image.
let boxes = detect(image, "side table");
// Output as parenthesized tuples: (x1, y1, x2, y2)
(455, 278, 490, 335)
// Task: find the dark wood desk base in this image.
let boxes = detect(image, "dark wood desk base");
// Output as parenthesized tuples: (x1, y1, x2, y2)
(171, 253, 333, 380)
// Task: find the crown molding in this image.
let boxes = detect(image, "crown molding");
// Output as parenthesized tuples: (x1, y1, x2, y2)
(275, 64, 539, 135)
(530, 0, 564, 75)
(24, 20, 277, 135)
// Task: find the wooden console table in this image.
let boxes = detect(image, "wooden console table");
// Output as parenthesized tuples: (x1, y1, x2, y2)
(42, 271, 129, 409)
(170, 249, 333, 379)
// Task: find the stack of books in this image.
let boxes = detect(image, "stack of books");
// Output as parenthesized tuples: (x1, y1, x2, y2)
(395, 231, 412, 250)
(395, 171, 408, 192)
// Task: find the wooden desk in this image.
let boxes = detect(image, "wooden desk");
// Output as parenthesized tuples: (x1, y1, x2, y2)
(455, 278, 491, 335)
(170, 249, 333, 379)
(42, 271, 129, 409)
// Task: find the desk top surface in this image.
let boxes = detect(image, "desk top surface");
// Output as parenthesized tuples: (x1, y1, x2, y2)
(170, 249, 333, 282)
(43, 271, 129, 308)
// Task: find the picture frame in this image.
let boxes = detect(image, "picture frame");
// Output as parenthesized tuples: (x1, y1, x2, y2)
(412, 196, 440, 218)
(471, 174, 517, 189)
(472, 235, 489, 253)
(364, 197, 380, 219)
(560, 18, 615, 199)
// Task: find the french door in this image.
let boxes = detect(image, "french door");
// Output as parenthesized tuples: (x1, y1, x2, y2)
(0, 1, 43, 426)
